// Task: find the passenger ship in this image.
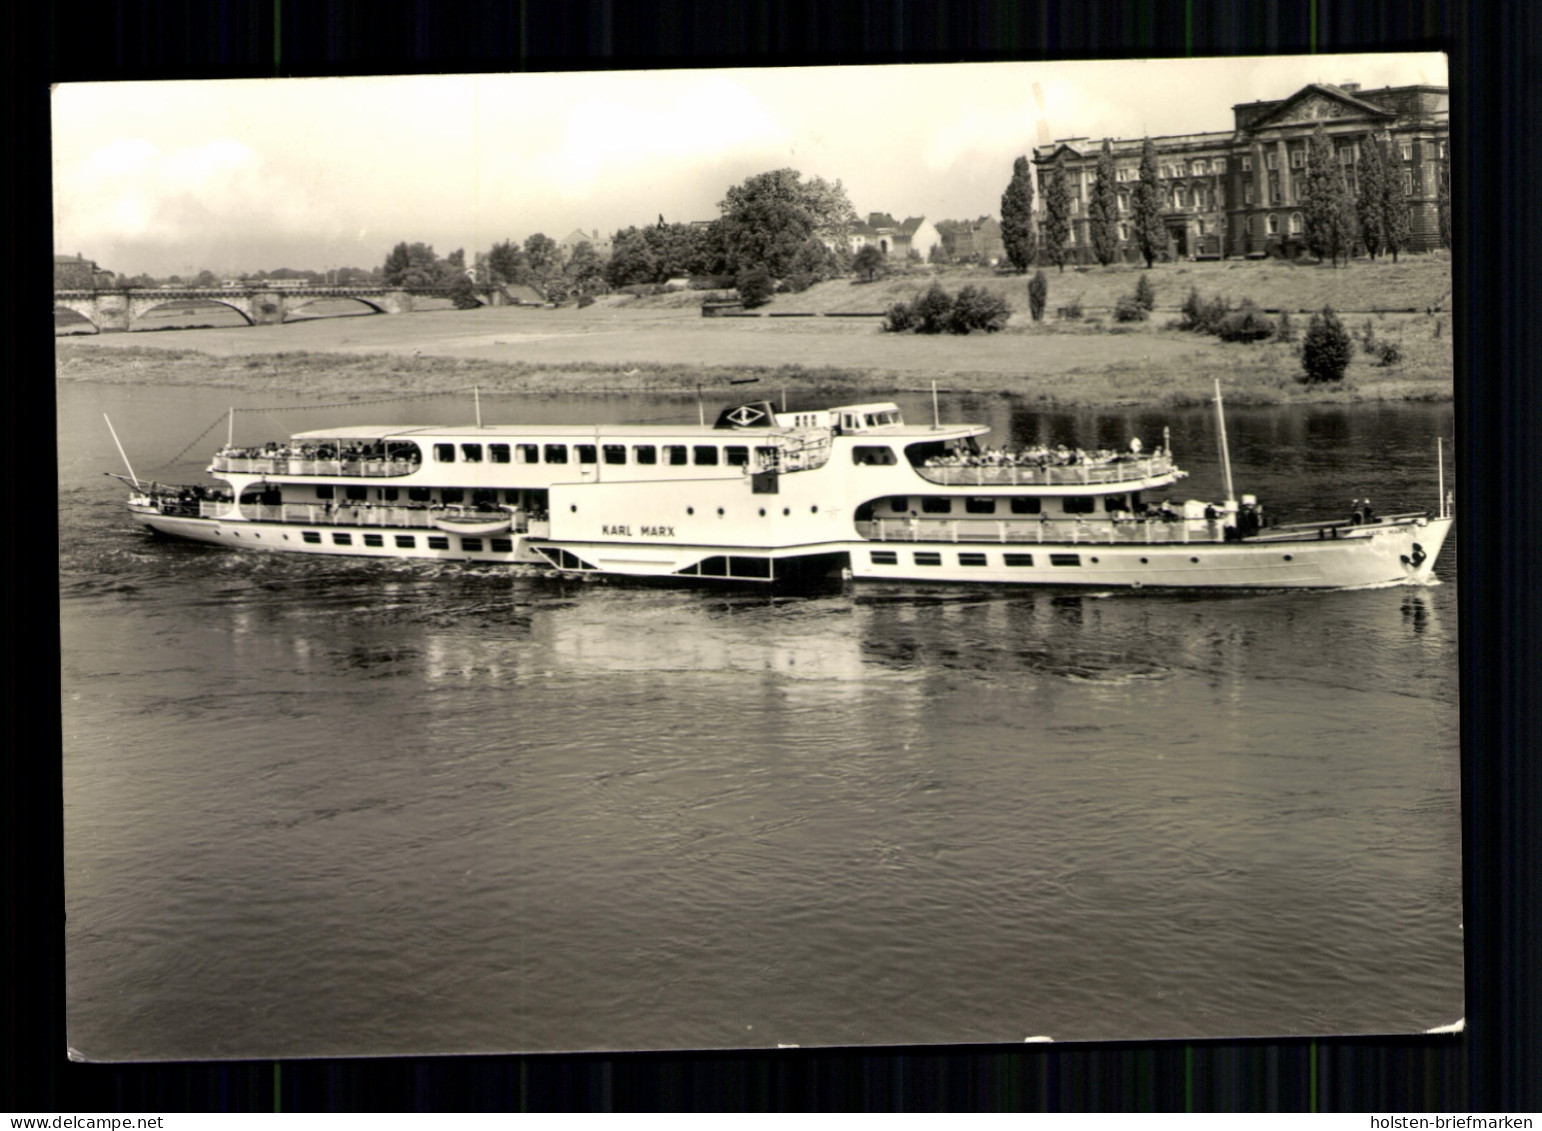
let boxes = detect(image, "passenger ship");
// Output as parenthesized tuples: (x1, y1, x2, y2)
(118, 391, 1452, 589)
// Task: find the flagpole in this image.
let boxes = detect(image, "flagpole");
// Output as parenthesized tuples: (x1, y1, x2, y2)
(1213, 379, 1235, 504)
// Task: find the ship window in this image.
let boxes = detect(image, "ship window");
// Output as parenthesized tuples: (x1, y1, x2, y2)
(666, 445, 688, 466)
(302, 531, 322, 544)
(440, 489, 464, 505)
(1051, 553, 1082, 567)
(1063, 496, 1096, 514)
(395, 535, 415, 549)
(517, 444, 540, 464)
(729, 556, 771, 579)
(870, 550, 898, 565)
(725, 446, 750, 467)
(852, 445, 898, 466)
(1004, 553, 1034, 567)
(472, 489, 498, 506)
(332, 532, 352, 546)
(345, 485, 367, 501)
(921, 497, 952, 514)
(965, 498, 996, 515)
(435, 443, 455, 462)
(461, 538, 483, 552)
(544, 444, 568, 464)
(381, 487, 399, 502)
(603, 444, 627, 465)
(576, 445, 597, 464)
(693, 446, 719, 466)
(315, 485, 335, 500)
(490, 444, 511, 463)
(959, 552, 988, 566)
(490, 538, 514, 553)
(427, 536, 450, 550)
(698, 556, 729, 577)
(1103, 494, 1129, 512)
(889, 497, 908, 513)
(461, 444, 483, 462)
(1010, 497, 1042, 514)
(914, 551, 943, 566)
(363, 534, 383, 547)
(634, 445, 657, 465)
(408, 487, 432, 502)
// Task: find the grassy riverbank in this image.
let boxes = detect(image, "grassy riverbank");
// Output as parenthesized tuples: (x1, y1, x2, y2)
(55, 257, 1452, 408)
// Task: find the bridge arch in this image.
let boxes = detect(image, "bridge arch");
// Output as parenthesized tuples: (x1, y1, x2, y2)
(283, 293, 391, 316)
(133, 295, 256, 327)
(54, 299, 101, 333)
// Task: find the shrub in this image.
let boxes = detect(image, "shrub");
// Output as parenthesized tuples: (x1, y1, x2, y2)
(1275, 310, 1297, 343)
(1375, 340, 1402, 366)
(1359, 319, 1380, 355)
(911, 283, 955, 334)
(1180, 286, 1203, 330)
(948, 285, 1011, 333)
(1198, 296, 1230, 335)
(1113, 294, 1146, 323)
(448, 274, 481, 309)
(1027, 270, 1048, 322)
(1300, 306, 1353, 384)
(576, 293, 595, 309)
(882, 301, 914, 333)
(1133, 273, 1155, 312)
(735, 266, 776, 309)
(782, 272, 818, 294)
(1057, 299, 1084, 320)
(1216, 299, 1275, 343)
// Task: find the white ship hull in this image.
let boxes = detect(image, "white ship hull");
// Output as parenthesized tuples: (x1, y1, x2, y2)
(844, 516, 1453, 589)
(130, 507, 546, 565)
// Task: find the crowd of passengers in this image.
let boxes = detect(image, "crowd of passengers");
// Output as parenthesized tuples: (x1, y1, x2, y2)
(923, 439, 1161, 470)
(217, 441, 421, 464)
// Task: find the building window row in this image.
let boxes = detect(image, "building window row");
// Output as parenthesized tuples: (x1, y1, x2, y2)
(431, 441, 775, 468)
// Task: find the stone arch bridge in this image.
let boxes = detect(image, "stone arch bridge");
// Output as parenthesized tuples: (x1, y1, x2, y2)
(53, 284, 513, 333)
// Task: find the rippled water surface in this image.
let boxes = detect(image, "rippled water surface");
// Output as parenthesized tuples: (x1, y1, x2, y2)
(60, 383, 1461, 1059)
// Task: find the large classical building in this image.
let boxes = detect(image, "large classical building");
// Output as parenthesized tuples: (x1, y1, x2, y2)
(1031, 81, 1448, 263)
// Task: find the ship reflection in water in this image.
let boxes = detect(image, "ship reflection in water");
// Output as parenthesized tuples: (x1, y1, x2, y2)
(59, 382, 1460, 1059)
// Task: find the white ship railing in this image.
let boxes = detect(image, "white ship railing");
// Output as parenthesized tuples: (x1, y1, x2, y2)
(211, 455, 420, 477)
(912, 455, 1177, 487)
(197, 501, 441, 528)
(863, 516, 1223, 545)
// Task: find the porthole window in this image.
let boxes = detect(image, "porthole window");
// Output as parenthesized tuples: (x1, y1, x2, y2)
(1140, 557, 1149, 564)
(783, 508, 790, 516)
(811, 505, 819, 513)
(570, 505, 577, 513)
(687, 507, 694, 515)
(717, 507, 724, 516)
(1283, 554, 1293, 561)
(758, 508, 765, 517)
(1190, 557, 1200, 563)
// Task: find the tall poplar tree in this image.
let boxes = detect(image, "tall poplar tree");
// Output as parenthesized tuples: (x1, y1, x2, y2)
(1302, 125, 1355, 267)
(1381, 156, 1412, 263)
(1000, 156, 1038, 273)
(1043, 152, 1073, 273)
(1354, 135, 1387, 260)
(1088, 139, 1121, 266)
(1437, 143, 1452, 250)
(1132, 137, 1167, 268)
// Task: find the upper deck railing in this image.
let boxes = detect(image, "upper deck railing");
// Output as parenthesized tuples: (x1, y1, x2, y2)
(210, 454, 419, 477)
(911, 454, 1180, 488)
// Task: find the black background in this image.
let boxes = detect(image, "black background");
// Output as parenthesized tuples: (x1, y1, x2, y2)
(10, 0, 1537, 1112)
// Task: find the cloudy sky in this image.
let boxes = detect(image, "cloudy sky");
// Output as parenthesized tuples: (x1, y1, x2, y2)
(53, 53, 1446, 278)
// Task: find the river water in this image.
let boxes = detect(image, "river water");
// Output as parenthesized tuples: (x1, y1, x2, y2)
(59, 381, 1461, 1060)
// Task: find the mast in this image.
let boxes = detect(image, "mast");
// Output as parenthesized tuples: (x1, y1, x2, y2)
(227, 406, 234, 448)
(932, 380, 940, 429)
(103, 414, 140, 488)
(474, 385, 482, 428)
(1213, 379, 1236, 504)
(1438, 437, 1445, 518)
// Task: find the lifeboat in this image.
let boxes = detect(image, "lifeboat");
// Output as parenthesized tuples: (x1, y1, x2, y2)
(431, 506, 515, 536)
